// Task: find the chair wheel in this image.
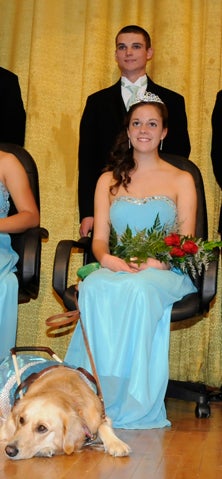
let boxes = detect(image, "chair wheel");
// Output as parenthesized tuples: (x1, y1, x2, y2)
(195, 402, 210, 418)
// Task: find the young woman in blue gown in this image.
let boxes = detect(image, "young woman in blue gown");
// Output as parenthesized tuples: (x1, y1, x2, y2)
(65, 94, 197, 429)
(0, 150, 39, 362)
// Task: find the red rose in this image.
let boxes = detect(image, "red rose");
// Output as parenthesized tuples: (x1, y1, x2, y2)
(164, 233, 181, 246)
(170, 247, 186, 257)
(182, 240, 198, 254)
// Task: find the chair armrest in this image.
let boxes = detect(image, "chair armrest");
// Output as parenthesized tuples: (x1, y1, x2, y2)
(201, 248, 220, 310)
(22, 227, 48, 282)
(52, 237, 91, 299)
(23, 227, 49, 298)
(12, 226, 49, 299)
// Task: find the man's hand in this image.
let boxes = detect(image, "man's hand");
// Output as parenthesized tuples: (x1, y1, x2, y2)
(79, 216, 94, 237)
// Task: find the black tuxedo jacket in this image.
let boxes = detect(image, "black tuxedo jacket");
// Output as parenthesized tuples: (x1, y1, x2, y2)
(211, 90, 222, 234)
(0, 67, 26, 146)
(78, 76, 191, 221)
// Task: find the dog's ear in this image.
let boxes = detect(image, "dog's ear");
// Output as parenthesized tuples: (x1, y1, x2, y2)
(62, 411, 85, 455)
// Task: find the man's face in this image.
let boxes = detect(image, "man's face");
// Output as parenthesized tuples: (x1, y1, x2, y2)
(115, 33, 153, 78)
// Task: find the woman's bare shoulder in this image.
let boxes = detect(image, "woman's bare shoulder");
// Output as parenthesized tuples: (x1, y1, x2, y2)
(161, 159, 195, 182)
(97, 171, 114, 187)
(0, 150, 16, 160)
(0, 151, 20, 169)
(0, 151, 19, 181)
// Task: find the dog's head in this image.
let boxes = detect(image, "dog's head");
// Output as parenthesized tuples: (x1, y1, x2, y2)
(3, 392, 89, 460)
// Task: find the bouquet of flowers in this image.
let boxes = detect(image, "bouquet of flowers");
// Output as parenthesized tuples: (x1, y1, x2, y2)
(109, 214, 222, 278)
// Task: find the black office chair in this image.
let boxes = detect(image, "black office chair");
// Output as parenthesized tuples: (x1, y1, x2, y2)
(52, 154, 220, 417)
(0, 142, 49, 303)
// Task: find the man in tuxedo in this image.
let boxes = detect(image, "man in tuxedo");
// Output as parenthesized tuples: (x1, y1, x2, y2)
(79, 25, 191, 236)
(211, 91, 222, 238)
(0, 66, 26, 146)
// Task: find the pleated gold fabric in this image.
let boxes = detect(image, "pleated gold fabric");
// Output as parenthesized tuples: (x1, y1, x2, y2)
(0, 0, 221, 385)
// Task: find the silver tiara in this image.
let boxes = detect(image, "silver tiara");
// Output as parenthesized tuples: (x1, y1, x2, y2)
(131, 91, 164, 106)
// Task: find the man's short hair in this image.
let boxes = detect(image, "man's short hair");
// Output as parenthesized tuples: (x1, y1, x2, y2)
(115, 25, 151, 49)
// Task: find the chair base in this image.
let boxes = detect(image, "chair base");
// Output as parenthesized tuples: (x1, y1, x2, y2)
(166, 379, 211, 418)
(208, 386, 222, 402)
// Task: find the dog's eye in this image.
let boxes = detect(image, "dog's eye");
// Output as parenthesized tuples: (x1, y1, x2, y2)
(19, 416, 25, 425)
(36, 424, 48, 434)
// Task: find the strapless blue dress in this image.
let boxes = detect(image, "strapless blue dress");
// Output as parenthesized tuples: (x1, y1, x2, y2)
(0, 182, 19, 362)
(65, 196, 197, 429)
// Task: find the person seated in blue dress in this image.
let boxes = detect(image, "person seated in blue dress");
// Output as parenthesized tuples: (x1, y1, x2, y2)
(0, 150, 39, 362)
(65, 93, 197, 429)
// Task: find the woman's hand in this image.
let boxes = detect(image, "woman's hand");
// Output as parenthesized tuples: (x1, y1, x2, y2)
(100, 253, 137, 273)
(128, 257, 170, 271)
(100, 254, 169, 272)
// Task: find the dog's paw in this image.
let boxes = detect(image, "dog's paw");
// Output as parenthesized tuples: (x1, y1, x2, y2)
(106, 437, 131, 457)
(98, 416, 131, 457)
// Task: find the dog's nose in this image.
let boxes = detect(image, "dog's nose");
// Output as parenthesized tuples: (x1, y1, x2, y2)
(5, 444, 19, 457)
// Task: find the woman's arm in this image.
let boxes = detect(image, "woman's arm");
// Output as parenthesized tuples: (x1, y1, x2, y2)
(92, 173, 135, 272)
(176, 170, 197, 236)
(0, 153, 40, 233)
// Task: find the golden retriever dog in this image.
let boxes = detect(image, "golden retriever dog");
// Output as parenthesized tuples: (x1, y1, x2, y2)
(0, 366, 130, 460)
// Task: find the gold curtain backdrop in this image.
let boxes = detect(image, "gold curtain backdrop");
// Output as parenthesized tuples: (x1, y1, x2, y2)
(0, 0, 221, 385)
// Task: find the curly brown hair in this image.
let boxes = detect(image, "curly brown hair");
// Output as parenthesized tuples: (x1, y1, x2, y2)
(104, 101, 168, 195)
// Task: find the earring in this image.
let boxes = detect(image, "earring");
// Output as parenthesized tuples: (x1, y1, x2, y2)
(160, 139, 163, 151)
(128, 138, 131, 149)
